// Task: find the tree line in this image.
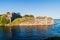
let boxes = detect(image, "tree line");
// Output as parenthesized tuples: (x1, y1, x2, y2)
(0, 12, 34, 24)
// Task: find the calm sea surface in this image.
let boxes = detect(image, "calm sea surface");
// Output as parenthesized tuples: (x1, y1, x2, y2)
(0, 19, 60, 40)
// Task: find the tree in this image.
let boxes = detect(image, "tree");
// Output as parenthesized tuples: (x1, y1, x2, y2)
(23, 15, 29, 17)
(0, 15, 10, 24)
(7, 12, 10, 14)
(23, 14, 34, 18)
(11, 12, 22, 21)
(29, 15, 34, 18)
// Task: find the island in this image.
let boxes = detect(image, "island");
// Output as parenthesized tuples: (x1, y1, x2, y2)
(0, 12, 55, 26)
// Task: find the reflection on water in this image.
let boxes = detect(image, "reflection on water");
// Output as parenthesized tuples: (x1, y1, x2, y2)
(0, 19, 60, 40)
(12, 25, 54, 40)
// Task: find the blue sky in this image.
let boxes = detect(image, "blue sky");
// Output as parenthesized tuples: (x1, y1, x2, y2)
(0, 0, 60, 19)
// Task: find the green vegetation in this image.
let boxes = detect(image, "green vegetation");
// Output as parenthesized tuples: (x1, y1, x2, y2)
(0, 15, 9, 24)
(11, 18, 23, 24)
(23, 14, 34, 18)
(11, 17, 35, 24)
(0, 12, 53, 25)
(0, 12, 35, 25)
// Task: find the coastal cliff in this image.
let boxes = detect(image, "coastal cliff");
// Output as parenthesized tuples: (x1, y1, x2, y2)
(19, 16, 55, 26)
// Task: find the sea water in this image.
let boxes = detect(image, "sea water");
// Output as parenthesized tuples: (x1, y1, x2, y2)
(0, 19, 60, 40)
